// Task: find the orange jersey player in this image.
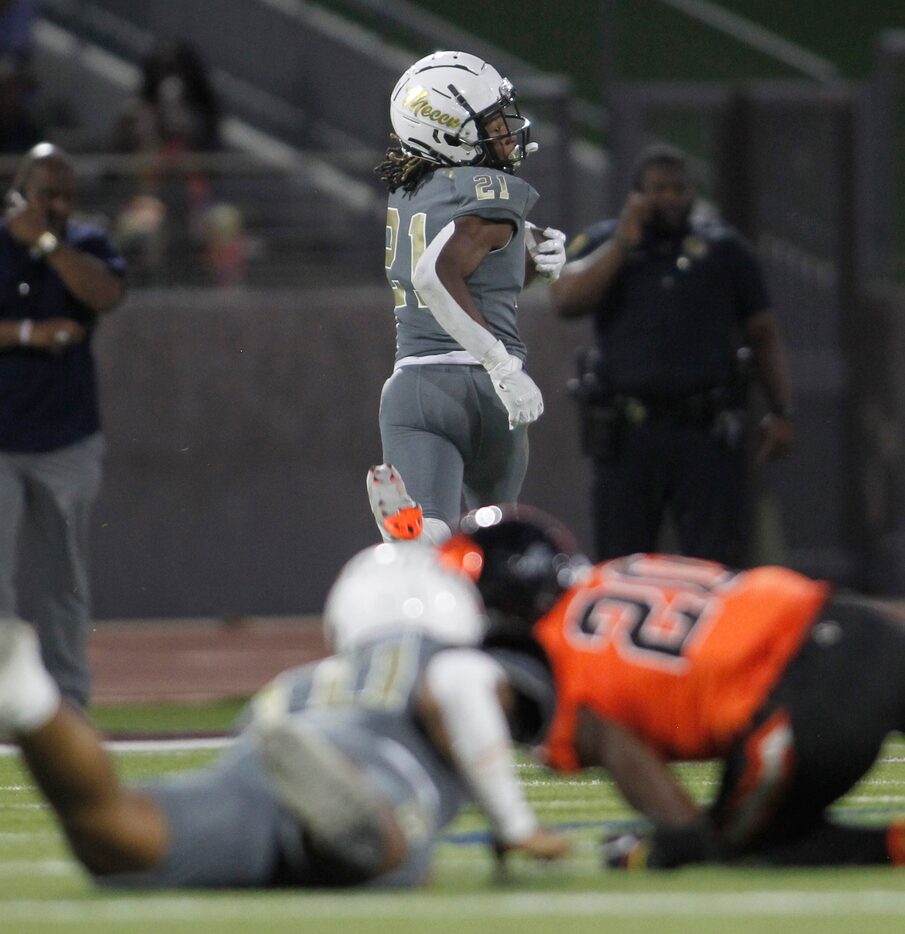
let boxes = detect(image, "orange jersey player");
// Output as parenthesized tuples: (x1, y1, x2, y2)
(441, 506, 905, 870)
(534, 554, 829, 767)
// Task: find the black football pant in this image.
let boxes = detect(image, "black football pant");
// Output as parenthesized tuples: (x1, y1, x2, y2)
(591, 418, 746, 566)
(709, 595, 905, 865)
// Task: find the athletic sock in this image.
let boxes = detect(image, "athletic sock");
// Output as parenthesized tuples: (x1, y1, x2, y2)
(886, 819, 905, 865)
(0, 619, 61, 737)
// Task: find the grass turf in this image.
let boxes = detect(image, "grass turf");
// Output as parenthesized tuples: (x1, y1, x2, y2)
(2, 707, 904, 934)
(88, 699, 246, 736)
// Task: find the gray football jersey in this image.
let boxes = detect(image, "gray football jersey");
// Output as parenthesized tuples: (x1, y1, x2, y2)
(386, 166, 539, 362)
(242, 632, 471, 829)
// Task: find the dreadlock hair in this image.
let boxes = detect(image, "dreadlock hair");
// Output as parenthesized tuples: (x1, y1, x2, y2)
(374, 136, 438, 193)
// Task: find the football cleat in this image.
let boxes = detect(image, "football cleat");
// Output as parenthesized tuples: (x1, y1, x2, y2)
(366, 464, 423, 540)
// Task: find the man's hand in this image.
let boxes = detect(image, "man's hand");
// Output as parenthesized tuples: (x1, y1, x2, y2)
(5, 190, 47, 248)
(602, 831, 652, 870)
(483, 347, 544, 429)
(526, 224, 567, 282)
(499, 827, 572, 862)
(614, 192, 654, 249)
(603, 817, 722, 870)
(757, 413, 794, 463)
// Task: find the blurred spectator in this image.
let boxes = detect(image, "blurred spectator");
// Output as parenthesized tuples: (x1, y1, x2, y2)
(112, 193, 166, 274)
(0, 50, 80, 155)
(112, 39, 221, 157)
(112, 40, 242, 284)
(0, 52, 39, 152)
(0, 0, 35, 62)
(200, 202, 247, 287)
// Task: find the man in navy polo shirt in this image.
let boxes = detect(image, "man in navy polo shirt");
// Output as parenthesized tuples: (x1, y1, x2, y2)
(0, 142, 125, 708)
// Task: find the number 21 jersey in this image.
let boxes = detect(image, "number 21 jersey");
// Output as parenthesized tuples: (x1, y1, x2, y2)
(385, 165, 538, 363)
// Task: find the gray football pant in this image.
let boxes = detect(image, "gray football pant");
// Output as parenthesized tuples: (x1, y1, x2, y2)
(0, 432, 104, 708)
(379, 364, 529, 533)
(102, 726, 439, 889)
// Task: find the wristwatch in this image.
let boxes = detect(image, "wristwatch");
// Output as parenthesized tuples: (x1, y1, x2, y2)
(33, 231, 59, 258)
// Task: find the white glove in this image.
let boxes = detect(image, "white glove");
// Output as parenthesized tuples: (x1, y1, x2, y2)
(482, 340, 544, 429)
(526, 224, 567, 282)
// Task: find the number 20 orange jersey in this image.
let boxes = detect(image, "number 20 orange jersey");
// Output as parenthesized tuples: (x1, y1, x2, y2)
(533, 554, 830, 770)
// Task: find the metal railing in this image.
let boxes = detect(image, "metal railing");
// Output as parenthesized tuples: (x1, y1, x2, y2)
(0, 151, 385, 287)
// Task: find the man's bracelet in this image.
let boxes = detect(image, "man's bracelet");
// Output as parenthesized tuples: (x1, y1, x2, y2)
(18, 318, 33, 346)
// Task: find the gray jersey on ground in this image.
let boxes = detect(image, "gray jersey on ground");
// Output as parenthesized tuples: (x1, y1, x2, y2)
(386, 166, 538, 362)
(106, 633, 474, 889)
(249, 631, 471, 831)
(101, 634, 554, 890)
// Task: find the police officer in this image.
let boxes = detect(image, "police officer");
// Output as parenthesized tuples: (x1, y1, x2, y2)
(551, 144, 793, 565)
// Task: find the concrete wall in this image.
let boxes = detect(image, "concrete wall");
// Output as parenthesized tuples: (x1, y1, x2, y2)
(23, 285, 592, 620)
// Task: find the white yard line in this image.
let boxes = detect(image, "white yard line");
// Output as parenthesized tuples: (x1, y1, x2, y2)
(0, 860, 73, 877)
(4, 890, 905, 923)
(0, 737, 232, 757)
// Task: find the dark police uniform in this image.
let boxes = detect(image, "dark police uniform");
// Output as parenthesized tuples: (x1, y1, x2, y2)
(569, 215, 769, 564)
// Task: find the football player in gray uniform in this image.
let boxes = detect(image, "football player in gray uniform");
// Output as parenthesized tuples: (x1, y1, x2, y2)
(0, 542, 569, 888)
(373, 51, 566, 546)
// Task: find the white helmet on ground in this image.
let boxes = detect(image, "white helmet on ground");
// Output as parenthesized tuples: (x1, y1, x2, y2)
(390, 50, 535, 170)
(323, 542, 487, 652)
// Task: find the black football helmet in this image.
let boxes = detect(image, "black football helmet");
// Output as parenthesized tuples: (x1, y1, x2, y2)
(439, 504, 588, 625)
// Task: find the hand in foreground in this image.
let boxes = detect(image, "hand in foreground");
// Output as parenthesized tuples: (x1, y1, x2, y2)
(498, 827, 572, 862)
(603, 817, 722, 870)
(602, 831, 652, 870)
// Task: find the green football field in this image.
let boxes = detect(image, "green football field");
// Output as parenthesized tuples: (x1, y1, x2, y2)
(2, 703, 905, 934)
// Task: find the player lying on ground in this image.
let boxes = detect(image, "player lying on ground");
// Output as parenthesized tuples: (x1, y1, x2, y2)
(0, 542, 568, 887)
(439, 506, 905, 868)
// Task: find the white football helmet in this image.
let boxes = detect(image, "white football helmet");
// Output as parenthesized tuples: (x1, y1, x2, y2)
(390, 50, 535, 170)
(323, 542, 488, 652)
